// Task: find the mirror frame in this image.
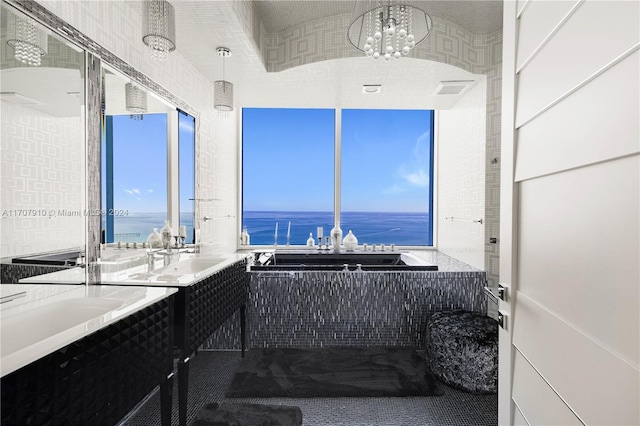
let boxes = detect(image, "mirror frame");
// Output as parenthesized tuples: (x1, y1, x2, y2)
(3, 0, 198, 284)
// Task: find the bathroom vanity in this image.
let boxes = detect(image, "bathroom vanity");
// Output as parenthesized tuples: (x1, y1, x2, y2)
(154, 255, 248, 426)
(18, 252, 250, 426)
(0, 284, 177, 426)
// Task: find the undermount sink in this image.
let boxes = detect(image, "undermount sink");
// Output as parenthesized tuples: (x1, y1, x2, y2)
(151, 257, 228, 277)
(1, 298, 123, 357)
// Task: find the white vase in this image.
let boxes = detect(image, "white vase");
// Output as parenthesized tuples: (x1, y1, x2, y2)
(160, 220, 173, 248)
(306, 232, 315, 247)
(147, 228, 163, 249)
(330, 225, 343, 252)
(343, 230, 358, 251)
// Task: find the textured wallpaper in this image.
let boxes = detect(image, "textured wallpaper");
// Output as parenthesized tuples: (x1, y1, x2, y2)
(0, 102, 85, 258)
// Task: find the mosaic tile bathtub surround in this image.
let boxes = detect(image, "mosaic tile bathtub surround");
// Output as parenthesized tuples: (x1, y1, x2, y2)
(244, 271, 487, 349)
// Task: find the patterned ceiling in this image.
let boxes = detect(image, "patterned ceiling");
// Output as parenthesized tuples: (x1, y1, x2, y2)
(254, 1, 503, 34)
(125, 1, 503, 109)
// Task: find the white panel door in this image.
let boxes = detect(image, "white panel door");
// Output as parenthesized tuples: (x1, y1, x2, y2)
(502, 1, 640, 425)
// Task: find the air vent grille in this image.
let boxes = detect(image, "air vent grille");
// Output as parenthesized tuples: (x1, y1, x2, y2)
(433, 80, 475, 96)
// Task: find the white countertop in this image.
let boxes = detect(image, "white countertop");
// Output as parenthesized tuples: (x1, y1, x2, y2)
(19, 252, 249, 287)
(0, 284, 178, 377)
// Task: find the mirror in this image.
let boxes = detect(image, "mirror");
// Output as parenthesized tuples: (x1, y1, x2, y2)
(0, 3, 86, 281)
(101, 63, 195, 252)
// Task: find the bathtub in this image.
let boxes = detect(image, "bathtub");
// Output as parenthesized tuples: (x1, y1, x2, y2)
(249, 250, 438, 271)
(12, 250, 81, 266)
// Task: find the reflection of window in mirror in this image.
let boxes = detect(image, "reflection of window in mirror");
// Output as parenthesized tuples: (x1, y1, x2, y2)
(100, 64, 195, 246)
(0, 3, 86, 264)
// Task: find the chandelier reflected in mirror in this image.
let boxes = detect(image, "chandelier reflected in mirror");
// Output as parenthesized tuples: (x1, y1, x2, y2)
(125, 82, 147, 120)
(142, 0, 176, 61)
(348, 0, 432, 61)
(6, 11, 48, 67)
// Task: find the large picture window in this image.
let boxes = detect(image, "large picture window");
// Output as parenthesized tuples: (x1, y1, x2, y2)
(242, 108, 334, 245)
(341, 109, 434, 246)
(242, 108, 434, 246)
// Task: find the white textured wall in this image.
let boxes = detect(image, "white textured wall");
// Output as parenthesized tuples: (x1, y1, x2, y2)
(0, 103, 84, 257)
(504, 0, 639, 424)
(437, 79, 486, 269)
(36, 0, 238, 252)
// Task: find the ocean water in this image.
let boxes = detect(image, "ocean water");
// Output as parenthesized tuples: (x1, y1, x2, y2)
(105, 211, 432, 246)
(106, 212, 194, 244)
(243, 211, 432, 246)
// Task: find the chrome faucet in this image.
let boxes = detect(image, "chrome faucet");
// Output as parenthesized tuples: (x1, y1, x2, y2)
(147, 250, 162, 272)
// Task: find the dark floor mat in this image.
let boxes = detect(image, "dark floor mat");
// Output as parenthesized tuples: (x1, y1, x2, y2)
(225, 346, 444, 398)
(193, 402, 302, 426)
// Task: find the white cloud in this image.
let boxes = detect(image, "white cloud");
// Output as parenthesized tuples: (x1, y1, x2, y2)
(403, 169, 430, 187)
(124, 188, 141, 196)
(413, 131, 431, 160)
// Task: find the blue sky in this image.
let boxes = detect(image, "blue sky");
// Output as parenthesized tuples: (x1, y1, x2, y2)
(111, 113, 167, 212)
(243, 108, 433, 213)
(107, 108, 432, 214)
(108, 112, 195, 213)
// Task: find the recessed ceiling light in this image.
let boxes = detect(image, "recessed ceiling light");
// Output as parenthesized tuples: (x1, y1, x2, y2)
(362, 84, 382, 94)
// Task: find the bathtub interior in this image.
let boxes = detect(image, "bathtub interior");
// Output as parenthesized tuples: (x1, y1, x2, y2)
(249, 250, 438, 271)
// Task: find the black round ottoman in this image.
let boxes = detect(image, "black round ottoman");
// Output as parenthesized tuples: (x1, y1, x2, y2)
(426, 310, 498, 393)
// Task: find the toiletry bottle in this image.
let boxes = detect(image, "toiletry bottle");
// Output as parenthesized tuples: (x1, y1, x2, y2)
(306, 232, 315, 247)
(241, 226, 249, 245)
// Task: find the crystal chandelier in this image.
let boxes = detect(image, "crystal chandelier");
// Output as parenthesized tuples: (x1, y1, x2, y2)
(6, 12, 48, 67)
(125, 83, 148, 119)
(214, 47, 234, 113)
(347, 0, 432, 61)
(142, 0, 176, 61)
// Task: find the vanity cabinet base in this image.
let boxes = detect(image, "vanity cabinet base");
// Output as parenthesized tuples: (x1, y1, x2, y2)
(1, 296, 175, 426)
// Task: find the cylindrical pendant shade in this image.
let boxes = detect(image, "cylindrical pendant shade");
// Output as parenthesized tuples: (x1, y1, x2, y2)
(142, 0, 176, 61)
(214, 80, 233, 112)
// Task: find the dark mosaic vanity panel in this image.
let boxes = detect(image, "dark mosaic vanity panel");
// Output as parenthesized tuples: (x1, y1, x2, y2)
(1, 263, 67, 284)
